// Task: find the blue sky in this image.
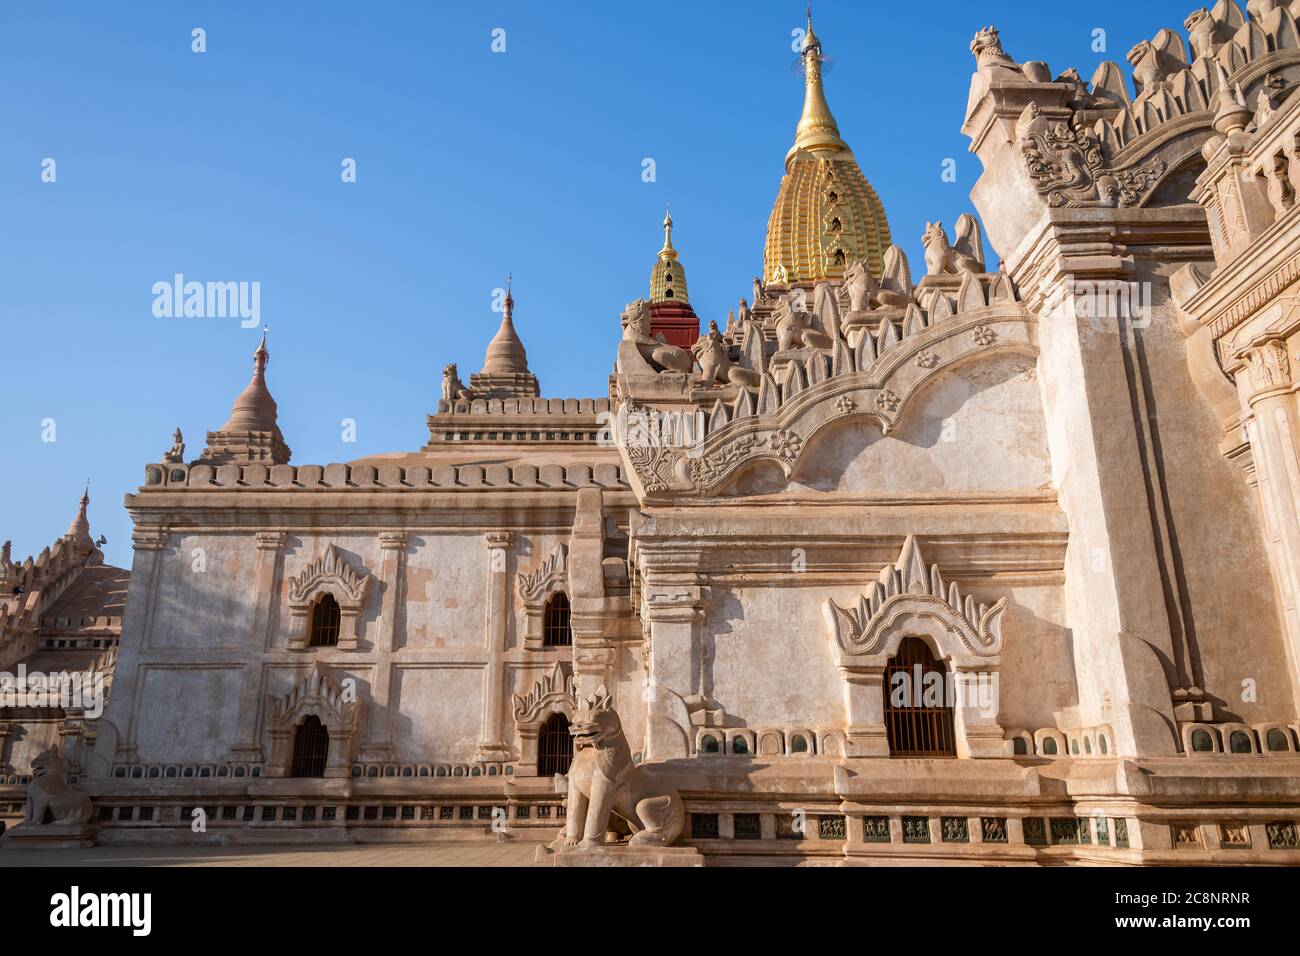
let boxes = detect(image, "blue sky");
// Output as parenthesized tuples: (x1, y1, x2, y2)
(1, 0, 1203, 568)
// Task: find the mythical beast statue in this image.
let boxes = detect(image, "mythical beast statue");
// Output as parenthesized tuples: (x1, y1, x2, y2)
(557, 687, 684, 849)
(26, 746, 93, 826)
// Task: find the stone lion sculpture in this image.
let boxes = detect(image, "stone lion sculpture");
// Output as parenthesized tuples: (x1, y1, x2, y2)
(691, 320, 760, 388)
(922, 219, 983, 276)
(557, 687, 683, 849)
(441, 363, 471, 403)
(773, 297, 833, 353)
(27, 746, 93, 826)
(621, 300, 694, 373)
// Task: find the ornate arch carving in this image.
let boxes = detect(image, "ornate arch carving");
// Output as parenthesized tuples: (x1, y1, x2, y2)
(286, 544, 371, 650)
(826, 535, 1006, 666)
(615, 301, 1038, 499)
(517, 544, 570, 651)
(512, 661, 576, 775)
(265, 662, 361, 777)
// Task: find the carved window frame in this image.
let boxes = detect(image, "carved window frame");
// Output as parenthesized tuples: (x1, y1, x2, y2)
(511, 661, 576, 776)
(264, 663, 361, 778)
(517, 543, 570, 652)
(827, 535, 1008, 759)
(286, 544, 370, 651)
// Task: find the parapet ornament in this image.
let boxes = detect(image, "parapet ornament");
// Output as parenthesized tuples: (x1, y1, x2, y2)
(1018, 103, 1166, 208)
(826, 536, 1006, 659)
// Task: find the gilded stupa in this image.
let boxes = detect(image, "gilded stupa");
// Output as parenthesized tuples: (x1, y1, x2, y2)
(763, 9, 891, 286)
(646, 207, 701, 349)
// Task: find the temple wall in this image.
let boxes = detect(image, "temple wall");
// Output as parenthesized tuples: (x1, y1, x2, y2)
(1128, 271, 1291, 724)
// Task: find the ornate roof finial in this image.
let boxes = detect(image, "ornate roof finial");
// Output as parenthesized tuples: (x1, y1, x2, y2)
(66, 482, 93, 548)
(253, 324, 269, 374)
(789, 4, 848, 163)
(483, 278, 529, 375)
(223, 326, 277, 429)
(659, 205, 678, 261)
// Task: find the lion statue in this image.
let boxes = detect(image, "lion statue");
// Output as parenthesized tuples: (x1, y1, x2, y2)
(773, 296, 833, 353)
(556, 687, 683, 850)
(620, 299, 694, 373)
(691, 320, 760, 388)
(922, 218, 984, 276)
(27, 746, 93, 826)
(441, 363, 471, 403)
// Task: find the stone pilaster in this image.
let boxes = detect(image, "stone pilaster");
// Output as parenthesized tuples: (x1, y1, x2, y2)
(356, 533, 408, 763)
(102, 525, 169, 766)
(642, 585, 704, 762)
(475, 530, 513, 763)
(1234, 337, 1300, 707)
(229, 530, 286, 762)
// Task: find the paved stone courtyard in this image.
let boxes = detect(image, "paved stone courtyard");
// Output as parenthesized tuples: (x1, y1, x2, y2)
(0, 840, 542, 867)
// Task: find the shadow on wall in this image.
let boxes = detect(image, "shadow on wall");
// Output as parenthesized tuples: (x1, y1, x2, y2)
(788, 354, 1049, 494)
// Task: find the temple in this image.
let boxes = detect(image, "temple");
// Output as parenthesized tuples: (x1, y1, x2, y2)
(6, 2, 1300, 863)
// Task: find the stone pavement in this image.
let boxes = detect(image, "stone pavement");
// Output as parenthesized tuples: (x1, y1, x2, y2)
(0, 840, 543, 867)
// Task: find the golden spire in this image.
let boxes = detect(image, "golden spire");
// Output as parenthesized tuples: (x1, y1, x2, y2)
(659, 205, 678, 261)
(788, 5, 849, 168)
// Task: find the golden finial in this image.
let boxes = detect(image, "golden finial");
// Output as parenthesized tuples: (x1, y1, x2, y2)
(659, 205, 678, 261)
(789, 4, 847, 165)
(504, 273, 514, 318)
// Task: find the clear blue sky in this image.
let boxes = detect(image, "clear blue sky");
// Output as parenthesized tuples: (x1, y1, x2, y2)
(1, 0, 1201, 569)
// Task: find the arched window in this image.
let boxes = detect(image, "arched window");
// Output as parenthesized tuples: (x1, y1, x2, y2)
(1267, 728, 1290, 752)
(1229, 731, 1253, 753)
(731, 736, 749, 755)
(790, 735, 808, 753)
(538, 712, 573, 776)
(1084, 737, 1093, 755)
(543, 592, 572, 647)
(1099, 735, 1109, 755)
(700, 734, 720, 754)
(883, 637, 955, 757)
(1042, 737, 1058, 755)
(290, 716, 330, 778)
(309, 593, 341, 647)
(664, 289, 674, 298)
(1191, 729, 1214, 752)
(1012, 737, 1028, 755)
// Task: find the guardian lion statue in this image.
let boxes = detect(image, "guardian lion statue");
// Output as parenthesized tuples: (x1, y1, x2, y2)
(557, 687, 683, 849)
(27, 746, 93, 826)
